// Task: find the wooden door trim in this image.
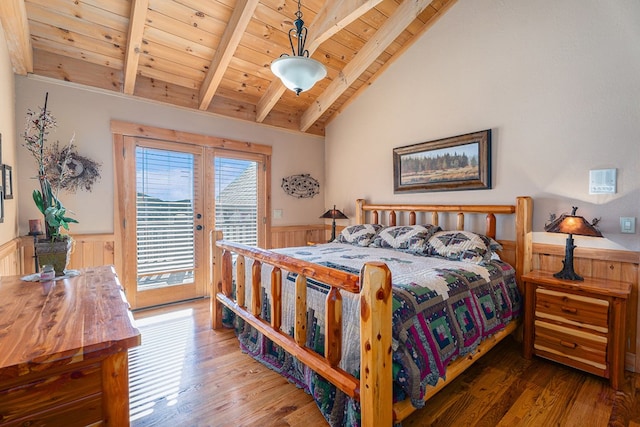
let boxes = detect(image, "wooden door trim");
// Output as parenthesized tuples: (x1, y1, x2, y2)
(111, 121, 272, 156)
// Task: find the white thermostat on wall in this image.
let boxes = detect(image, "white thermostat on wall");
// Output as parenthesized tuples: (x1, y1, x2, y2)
(589, 168, 617, 194)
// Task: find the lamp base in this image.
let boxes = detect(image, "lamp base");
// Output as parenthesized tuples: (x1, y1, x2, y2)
(553, 234, 584, 281)
(553, 268, 584, 281)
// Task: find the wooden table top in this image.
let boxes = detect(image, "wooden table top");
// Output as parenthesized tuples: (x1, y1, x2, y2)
(0, 265, 141, 380)
(521, 270, 632, 298)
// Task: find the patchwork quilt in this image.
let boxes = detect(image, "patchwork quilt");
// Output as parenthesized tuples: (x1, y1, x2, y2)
(223, 243, 521, 426)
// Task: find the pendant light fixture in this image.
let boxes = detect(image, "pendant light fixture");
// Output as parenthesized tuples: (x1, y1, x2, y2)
(271, 0, 327, 96)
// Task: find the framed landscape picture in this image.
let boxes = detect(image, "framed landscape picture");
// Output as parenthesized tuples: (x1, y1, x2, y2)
(393, 129, 492, 193)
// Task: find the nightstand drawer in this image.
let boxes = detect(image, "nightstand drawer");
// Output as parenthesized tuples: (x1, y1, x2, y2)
(534, 320, 607, 368)
(535, 288, 609, 331)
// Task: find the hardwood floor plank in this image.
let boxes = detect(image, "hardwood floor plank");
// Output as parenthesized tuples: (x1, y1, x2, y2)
(563, 376, 612, 427)
(515, 367, 586, 426)
(128, 299, 639, 427)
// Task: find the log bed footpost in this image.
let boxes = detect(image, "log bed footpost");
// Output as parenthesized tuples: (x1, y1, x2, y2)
(360, 262, 393, 427)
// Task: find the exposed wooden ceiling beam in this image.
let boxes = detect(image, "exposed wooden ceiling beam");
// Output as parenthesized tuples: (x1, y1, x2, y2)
(0, 0, 33, 75)
(307, 0, 384, 54)
(123, 0, 149, 95)
(300, 0, 434, 132)
(255, 0, 383, 123)
(199, 0, 259, 110)
(326, 0, 458, 126)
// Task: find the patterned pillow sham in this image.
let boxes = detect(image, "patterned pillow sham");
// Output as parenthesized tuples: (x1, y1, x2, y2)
(426, 230, 497, 264)
(335, 224, 384, 246)
(370, 224, 441, 254)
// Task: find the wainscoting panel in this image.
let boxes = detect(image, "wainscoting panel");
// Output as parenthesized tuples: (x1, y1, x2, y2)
(0, 238, 26, 277)
(68, 234, 116, 272)
(2, 234, 118, 276)
(270, 225, 328, 248)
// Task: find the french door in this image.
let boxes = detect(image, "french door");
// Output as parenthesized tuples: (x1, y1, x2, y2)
(122, 137, 206, 308)
(114, 123, 271, 310)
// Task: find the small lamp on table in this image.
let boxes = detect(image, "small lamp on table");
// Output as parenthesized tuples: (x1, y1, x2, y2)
(320, 205, 348, 242)
(544, 206, 602, 281)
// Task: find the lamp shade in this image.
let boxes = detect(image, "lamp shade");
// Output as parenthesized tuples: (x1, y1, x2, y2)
(271, 56, 327, 96)
(320, 205, 348, 220)
(544, 208, 602, 237)
(320, 205, 348, 242)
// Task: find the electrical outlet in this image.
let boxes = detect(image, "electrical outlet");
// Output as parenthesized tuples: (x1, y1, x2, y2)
(620, 217, 636, 234)
(273, 209, 283, 219)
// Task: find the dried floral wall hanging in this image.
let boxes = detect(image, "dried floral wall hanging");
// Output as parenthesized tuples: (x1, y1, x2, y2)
(281, 173, 319, 198)
(44, 141, 101, 193)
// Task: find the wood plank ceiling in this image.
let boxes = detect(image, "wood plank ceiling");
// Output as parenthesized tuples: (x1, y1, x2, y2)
(0, 0, 456, 136)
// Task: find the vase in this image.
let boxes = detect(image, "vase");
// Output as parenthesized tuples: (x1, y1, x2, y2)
(35, 238, 73, 276)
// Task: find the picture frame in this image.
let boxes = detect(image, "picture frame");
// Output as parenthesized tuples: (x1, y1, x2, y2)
(0, 185, 4, 223)
(393, 129, 492, 193)
(3, 165, 13, 199)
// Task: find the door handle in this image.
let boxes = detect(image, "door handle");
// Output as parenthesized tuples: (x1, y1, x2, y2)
(196, 225, 203, 231)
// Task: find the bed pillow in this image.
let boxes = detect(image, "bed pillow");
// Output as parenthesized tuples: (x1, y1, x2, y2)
(335, 224, 384, 246)
(426, 230, 497, 264)
(371, 224, 441, 254)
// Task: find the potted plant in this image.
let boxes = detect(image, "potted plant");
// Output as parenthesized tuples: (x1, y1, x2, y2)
(23, 93, 78, 275)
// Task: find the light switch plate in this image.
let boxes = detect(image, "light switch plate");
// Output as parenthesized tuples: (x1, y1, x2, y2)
(620, 217, 636, 234)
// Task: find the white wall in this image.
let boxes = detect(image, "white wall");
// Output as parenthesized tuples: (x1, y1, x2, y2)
(15, 76, 326, 236)
(0, 25, 17, 244)
(325, 0, 640, 251)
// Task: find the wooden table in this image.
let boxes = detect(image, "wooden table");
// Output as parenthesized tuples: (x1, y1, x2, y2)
(0, 265, 141, 426)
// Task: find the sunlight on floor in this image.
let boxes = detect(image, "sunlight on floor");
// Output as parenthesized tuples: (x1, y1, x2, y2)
(129, 308, 194, 422)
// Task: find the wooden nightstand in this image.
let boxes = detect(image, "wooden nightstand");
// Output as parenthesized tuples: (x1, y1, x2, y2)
(522, 270, 631, 390)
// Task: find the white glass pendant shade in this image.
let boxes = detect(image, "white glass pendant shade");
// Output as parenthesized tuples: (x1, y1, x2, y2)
(271, 56, 327, 95)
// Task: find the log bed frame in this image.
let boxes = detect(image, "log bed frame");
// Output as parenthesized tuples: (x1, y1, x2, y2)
(212, 196, 533, 426)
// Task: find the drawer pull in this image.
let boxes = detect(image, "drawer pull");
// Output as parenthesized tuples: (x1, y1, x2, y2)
(560, 340, 577, 349)
(561, 305, 577, 314)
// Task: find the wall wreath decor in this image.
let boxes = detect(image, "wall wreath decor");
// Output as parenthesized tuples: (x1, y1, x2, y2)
(45, 142, 102, 193)
(281, 174, 319, 198)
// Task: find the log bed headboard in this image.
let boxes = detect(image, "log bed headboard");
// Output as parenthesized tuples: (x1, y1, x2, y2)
(354, 196, 533, 287)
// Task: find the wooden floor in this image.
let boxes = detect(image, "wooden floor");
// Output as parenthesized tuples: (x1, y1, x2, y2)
(129, 299, 640, 427)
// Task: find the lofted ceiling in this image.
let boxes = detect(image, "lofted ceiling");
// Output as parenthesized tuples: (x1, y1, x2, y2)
(0, 0, 456, 136)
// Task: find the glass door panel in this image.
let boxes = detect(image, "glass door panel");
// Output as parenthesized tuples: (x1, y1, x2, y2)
(126, 138, 205, 308)
(214, 157, 259, 246)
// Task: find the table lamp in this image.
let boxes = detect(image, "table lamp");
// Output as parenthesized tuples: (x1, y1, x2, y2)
(320, 205, 348, 242)
(544, 206, 602, 281)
